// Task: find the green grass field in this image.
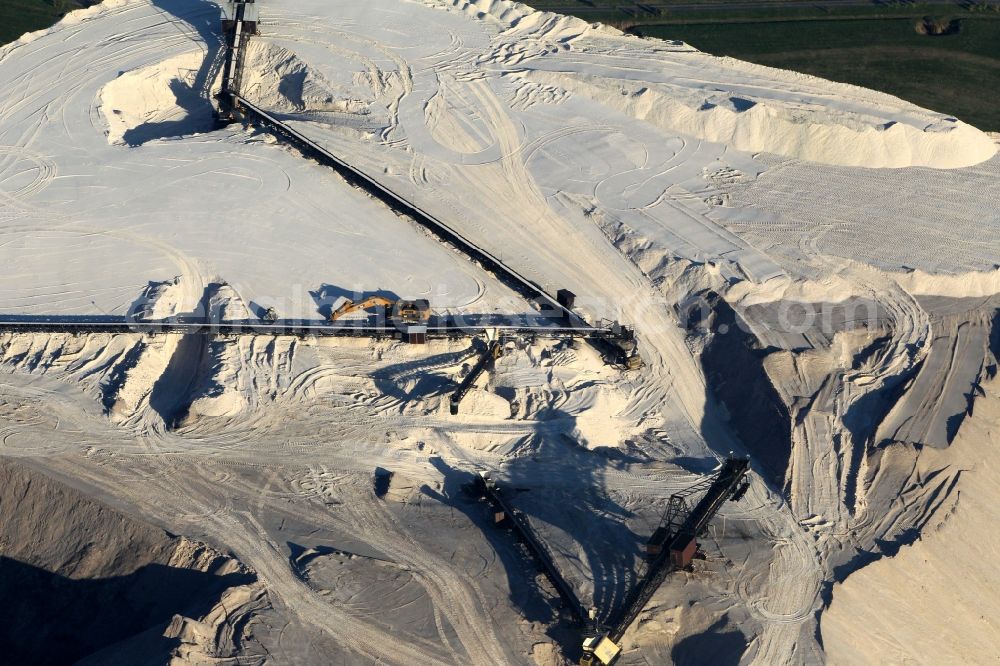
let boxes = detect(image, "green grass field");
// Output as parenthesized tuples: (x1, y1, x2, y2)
(639, 17, 1000, 129)
(528, 1, 1000, 130)
(0, 0, 81, 45)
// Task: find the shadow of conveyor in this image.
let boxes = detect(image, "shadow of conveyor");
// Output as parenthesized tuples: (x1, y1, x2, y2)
(672, 617, 747, 666)
(423, 456, 583, 656)
(424, 408, 648, 659)
(120, 0, 225, 146)
(372, 340, 481, 402)
(500, 414, 647, 626)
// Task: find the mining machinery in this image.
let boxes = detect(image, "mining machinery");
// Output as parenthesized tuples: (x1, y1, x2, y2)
(216, 0, 258, 122)
(450, 333, 503, 415)
(329, 296, 431, 325)
(471, 456, 750, 665)
(555, 291, 642, 371)
(579, 456, 751, 665)
(601, 322, 642, 370)
(209, 2, 649, 370)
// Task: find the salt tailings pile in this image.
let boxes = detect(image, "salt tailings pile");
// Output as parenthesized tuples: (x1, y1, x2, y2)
(0, 0, 998, 664)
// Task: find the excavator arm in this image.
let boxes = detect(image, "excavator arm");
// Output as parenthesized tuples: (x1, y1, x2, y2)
(330, 296, 394, 321)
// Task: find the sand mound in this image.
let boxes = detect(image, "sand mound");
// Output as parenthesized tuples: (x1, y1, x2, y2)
(519, 69, 996, 169)
(567, 384, 631, 449)
(241, 41, 368, 114)
(0, 280, 299, 429)
(98, 49, 218, 146)
(892, 266, 1000, 297)
(453, 387, 511, 419)
(821, 375, 1000, 664)
(530, 642, 562, 666)
(180, 283, 253, 423)
(436, 0, 537, 25)
(184, 388, 244, 419)
(103, 279, 187, 422)
(0, 459, 262, 665)
(449, 0, 995, 168)
(376, 470, 423, 503)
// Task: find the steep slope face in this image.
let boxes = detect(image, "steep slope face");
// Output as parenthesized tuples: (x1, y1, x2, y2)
(820, 372, 1000, 664)
(0, 458, 266, 665)
(668, 283, 998, 664)
(696, 293, 792, 486)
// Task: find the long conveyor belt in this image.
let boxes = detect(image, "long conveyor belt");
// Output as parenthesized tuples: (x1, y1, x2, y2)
(0, 316, 614, 338)
(230, 94, 589, 328)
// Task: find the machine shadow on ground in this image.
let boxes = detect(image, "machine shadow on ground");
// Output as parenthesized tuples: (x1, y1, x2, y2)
(371, 342, 480, 402)
(425, 457, 584, 656)
(425, 402, 651, 658)
(501, 420, 647, 624)
(671, 616, 747, 666)
(309, 284, 402, 320)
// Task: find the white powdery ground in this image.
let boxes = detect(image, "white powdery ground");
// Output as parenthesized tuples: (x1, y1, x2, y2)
(0, 0, 998, 664)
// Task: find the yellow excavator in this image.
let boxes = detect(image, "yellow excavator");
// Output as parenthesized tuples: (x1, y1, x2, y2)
(329, 296, 431, 325)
